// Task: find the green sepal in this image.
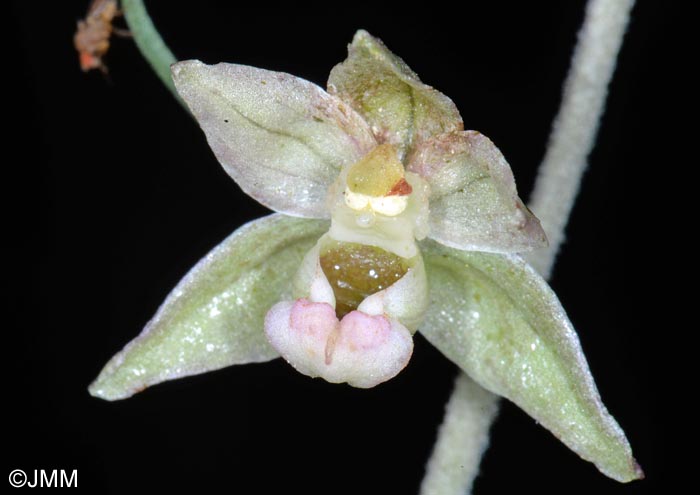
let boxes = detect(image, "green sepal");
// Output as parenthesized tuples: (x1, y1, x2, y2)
(172, 60, 377, 218)
(408, 131, 547, 253)
(328, 30, 463, 160)
(419, 240, 643, 482)
(89, 214, 328, 400)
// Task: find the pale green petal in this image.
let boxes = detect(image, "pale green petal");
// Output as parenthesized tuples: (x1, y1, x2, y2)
(408, 131, 547, 253)
(89, 214, 328, 401)
(328, 30, 462, 160)
(419, 240, 643, 482)
(172, 60, 377, 218)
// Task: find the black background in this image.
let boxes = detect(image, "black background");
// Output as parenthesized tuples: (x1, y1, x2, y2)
(9, 1, 669, 493)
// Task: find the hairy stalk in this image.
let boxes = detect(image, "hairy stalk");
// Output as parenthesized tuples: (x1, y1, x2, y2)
(419, 375, 499, 495)
(526, 0, 635, 278)
(420, 0, 634, 493)
(121, 0, 184, 108)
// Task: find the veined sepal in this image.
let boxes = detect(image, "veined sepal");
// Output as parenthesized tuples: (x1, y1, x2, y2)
(408, 131, 547, 254)
(328, 30, 463, 160)
(419, 239, 643, 482)
(89, 214, 328, 401)
(172, 60, 377, 218)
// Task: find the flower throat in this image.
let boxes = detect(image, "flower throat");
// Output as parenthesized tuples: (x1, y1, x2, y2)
(320, 241, 409, 318)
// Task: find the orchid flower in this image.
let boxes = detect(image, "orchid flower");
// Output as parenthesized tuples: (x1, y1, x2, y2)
(89, 30, 641, 482)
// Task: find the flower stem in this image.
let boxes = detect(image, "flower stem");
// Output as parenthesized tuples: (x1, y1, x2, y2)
(420, 0, 634, 493)
(419, 375, 499, 495)
(121, 0, 185, 108)
(526, 0, 635, 279)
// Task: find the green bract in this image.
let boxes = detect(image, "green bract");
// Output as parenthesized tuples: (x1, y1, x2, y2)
(90, 30, 641, 483)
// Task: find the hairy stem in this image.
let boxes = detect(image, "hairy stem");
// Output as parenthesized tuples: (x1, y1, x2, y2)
(420, 0, 634, 493)
(122, 0, 185, 108)
(526, 0, 635, 278)
(419, 375, 499, 495)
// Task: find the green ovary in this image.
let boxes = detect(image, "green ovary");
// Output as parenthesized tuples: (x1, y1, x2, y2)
(320, 241, 409, 318)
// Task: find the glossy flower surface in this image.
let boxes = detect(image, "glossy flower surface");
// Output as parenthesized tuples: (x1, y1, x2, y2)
(89, 31, 641, 482)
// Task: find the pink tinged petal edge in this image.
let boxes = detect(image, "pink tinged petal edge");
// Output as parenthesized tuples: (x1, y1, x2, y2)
(265, 299, 413, 388)
(172, 60, 377, 218)
(408, 131, 548, 254)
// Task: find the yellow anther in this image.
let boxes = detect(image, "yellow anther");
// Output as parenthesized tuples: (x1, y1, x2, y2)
(346, 144, 406, 197)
